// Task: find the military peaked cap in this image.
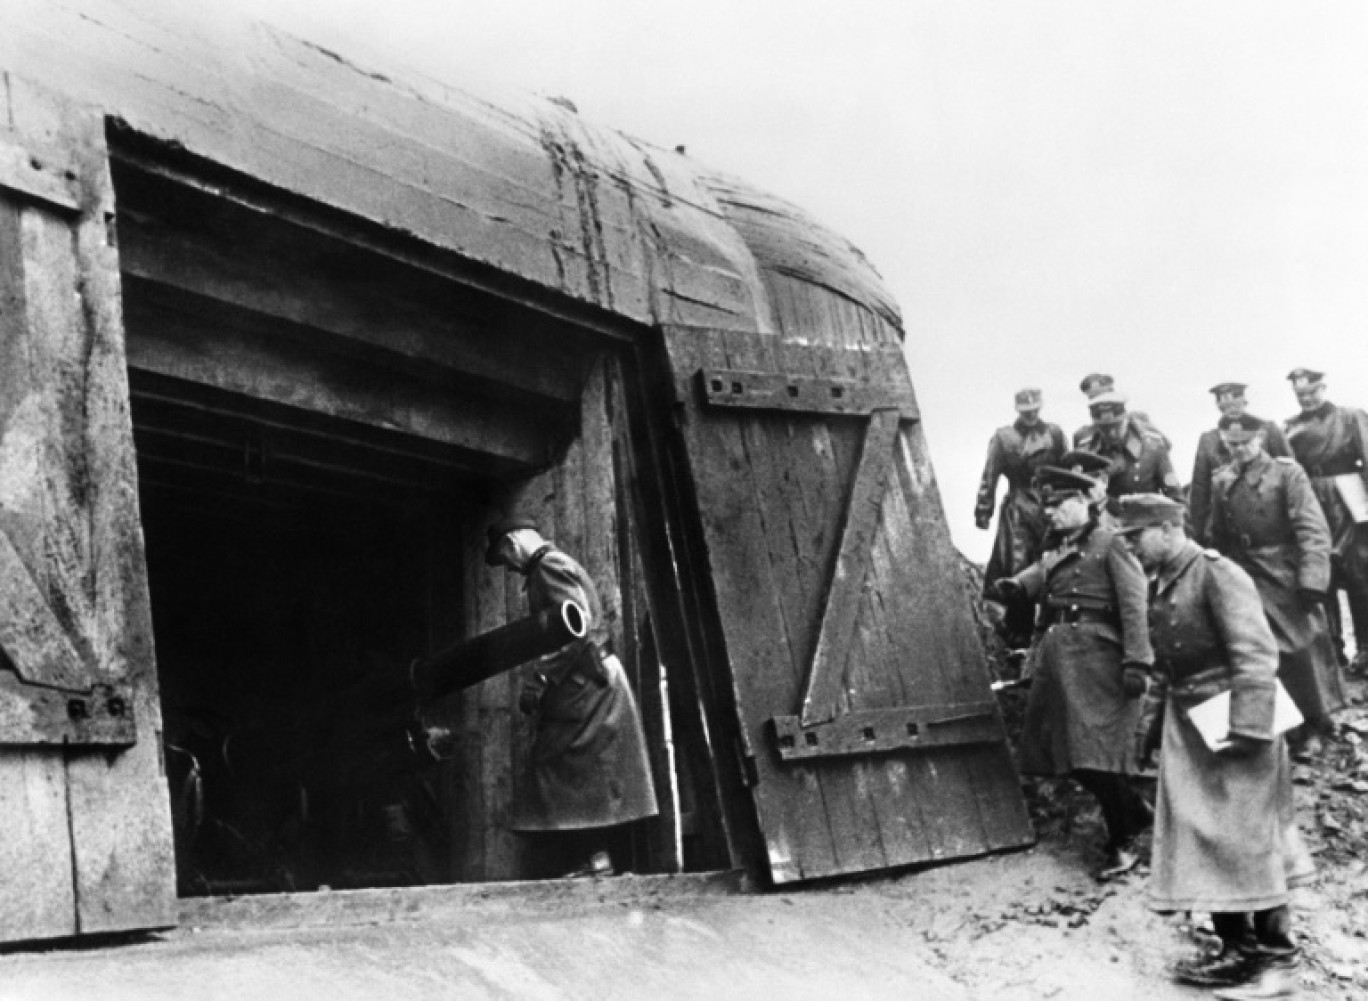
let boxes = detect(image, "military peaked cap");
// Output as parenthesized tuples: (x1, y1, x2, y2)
(1115, 494, 1186, 534)
(485, 516, 540, 566)
(1217, 412, 1269, 442)
(1286, 368, 1324, 386)
(1057, 450, 1110, 477)
(1087, 390, 1128, 423)
(1218, 412, 1264, 433)
(1208, 382, 1247, 398)
(1036, 466, 1097, 501)
(1078, 373, 1115, 398)
(1014, 387, 1043, 412)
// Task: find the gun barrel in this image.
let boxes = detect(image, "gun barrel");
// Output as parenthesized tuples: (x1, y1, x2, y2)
(410, 600, 587, 704)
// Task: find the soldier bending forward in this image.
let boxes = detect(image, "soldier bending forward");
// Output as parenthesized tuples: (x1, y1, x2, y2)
(485, 518, 658, 877)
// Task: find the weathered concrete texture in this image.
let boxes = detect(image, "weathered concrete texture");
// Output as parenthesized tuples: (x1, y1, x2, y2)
(0, 1, 835, 335)
(2, 878, 962, 1001)
(0, 850, 1227, 1001)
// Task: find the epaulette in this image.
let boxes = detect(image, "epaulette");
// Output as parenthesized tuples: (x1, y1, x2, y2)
(1275, 456, 1295, 464)
(1203, 548, 1222, 559)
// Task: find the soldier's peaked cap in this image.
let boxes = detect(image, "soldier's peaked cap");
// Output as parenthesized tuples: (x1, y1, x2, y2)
(1088, 390, 1128, 423)
(1058, 450, 1110, 476)
(1036, 466, 1097, 500)
(1014, 387, 1043, 411)
(1078, 373, 1115, 397)
(1115, 494, 1186, 534)
(484, 516, 540, 565)
(1218, 412, 1265, 433)
(1286, 368, 1324, 385)
(1208, 382, 1247, 397)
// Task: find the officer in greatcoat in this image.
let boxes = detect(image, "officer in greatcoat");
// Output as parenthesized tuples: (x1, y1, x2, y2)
(991, 467, 1154, 879)
(1119, 495, 1314, 999)
(976, 388, 1067, 644)
(485, 518, 658, 877)
(1283, 368, 1368, 673)
(1076, 392, 1184, 502)
(1208, 412, 1344, 760)
(1071, 373, 1171, 449)
(1190, 383, 1292, 545)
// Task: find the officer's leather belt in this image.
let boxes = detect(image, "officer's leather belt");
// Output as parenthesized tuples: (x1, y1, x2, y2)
(1306, 461, 1362, 478)
(1041, 604, 1116, 627)
(1232, 532, 1293, 551)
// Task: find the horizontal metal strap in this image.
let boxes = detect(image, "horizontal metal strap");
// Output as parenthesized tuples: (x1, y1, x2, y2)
(771, 702, 1003, 761)
(0, 137, 81, 214)
(0, 674, 137, 748)
(698, 368, 919, 418)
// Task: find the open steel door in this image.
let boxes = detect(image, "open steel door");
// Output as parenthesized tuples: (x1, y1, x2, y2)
(663, 325, 1033, 884)
(0, 74, 176, 941)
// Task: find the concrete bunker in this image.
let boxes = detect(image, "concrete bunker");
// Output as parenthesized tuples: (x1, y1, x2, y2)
(0, 2, 1029, 945)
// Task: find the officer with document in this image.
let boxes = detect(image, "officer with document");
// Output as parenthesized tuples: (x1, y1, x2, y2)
(1118, 494, 1314, 999)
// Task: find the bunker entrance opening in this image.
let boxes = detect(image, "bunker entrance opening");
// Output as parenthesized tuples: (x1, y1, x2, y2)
(133, 380, 471, 896)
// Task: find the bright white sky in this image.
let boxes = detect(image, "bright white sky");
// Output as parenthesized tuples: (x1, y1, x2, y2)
(231, 0, 1368, 561)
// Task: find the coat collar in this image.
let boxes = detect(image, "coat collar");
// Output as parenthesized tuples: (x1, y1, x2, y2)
(1041, 521, 1096, 574)
(521, 542, 556, 577)
(1093, 421, 1143, 459)
(1290, 401, 1334, 425)
(1219, 450, 1271, 495)
(1154, 539, 1203, 596)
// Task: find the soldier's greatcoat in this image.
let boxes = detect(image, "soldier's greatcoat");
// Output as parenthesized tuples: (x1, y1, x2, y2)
(1209, 453, 1344, 722)
(510, 545, 658, 831)
(1189, 419, 1291, 546)
(975, 418, 1067, 588)
(1010, 523, 1153, 775)
(1284, 401, 1368, 641)
(1146, 542, 1315, 913)
(1076, 420, 1183, 502)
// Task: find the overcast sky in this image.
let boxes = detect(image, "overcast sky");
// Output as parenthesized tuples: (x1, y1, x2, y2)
(230, 0, 1368, 561)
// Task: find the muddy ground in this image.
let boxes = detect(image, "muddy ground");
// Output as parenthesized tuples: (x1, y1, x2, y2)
(968, 573, 1368, 1000)
(2, 593, 1365, 1000)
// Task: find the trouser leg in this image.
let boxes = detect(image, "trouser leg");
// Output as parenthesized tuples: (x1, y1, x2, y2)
(1252, 905, 1297, 956)
(1324, 585, 1348, 665)
(1072, 769, 1148, 848)
(1211, 912, 1255, 950)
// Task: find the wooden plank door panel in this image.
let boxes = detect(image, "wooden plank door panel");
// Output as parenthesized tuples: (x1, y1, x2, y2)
(663, 325, 1032, 884)
(0, 73, 176, 940)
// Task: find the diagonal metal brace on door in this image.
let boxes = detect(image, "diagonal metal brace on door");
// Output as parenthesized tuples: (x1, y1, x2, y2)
(0, 530, 137, 747)
(771, 407, 1002, 760)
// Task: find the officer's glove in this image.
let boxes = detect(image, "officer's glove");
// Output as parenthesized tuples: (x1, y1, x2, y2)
(1121, 662, 1150, 698)
(1217, 733, 1267, 759)
(986, 578, 1022, 604)
(518, 672, 549, 715)
(1132, 677, 1166, 768)
(1296, 588, 1325, 609)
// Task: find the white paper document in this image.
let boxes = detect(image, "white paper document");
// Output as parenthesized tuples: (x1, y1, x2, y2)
(1184, 682, 1304, 753)
(1333, 473, 1368, 524)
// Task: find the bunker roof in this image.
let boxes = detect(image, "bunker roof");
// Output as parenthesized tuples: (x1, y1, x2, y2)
(0, 2, 901, 336)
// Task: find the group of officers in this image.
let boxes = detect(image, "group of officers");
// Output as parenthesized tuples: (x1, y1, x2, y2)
(977, 368, 1368, 1000)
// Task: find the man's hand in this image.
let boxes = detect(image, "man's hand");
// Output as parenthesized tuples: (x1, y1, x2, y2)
(986, 578, 1022, 604)
(1121, 663, 1150, 698)
(1218, 733, 1267, 759)
(518, 672, 549, 715)
(975, 514, 992, 531)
